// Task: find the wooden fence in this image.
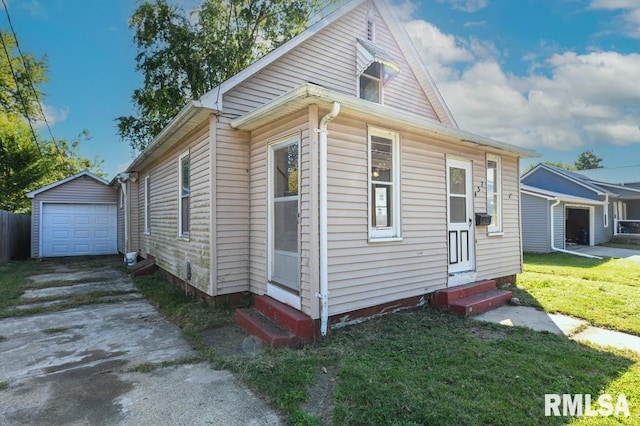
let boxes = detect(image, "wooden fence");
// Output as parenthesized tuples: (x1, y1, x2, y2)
(0, 210, 31, 262)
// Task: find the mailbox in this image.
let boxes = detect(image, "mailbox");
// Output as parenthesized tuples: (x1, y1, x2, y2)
(475, 213, 492, 226)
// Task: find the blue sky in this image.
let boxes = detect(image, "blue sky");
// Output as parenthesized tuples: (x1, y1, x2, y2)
(2, 0, 640, 177)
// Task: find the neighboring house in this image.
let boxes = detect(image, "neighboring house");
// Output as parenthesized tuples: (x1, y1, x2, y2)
(27, 171, 117, 258)
(521, 164, 640, 253)
(116, 0, 537, 337)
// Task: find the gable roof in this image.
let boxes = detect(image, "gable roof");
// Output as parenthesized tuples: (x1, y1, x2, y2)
(521, 163, 640, 200)
(199, 0, 456, 126)
(231, 83, 538, 157)
(521, 163, 612, 196)
(574, 165, 640, 185)
(26, 170, 108, 199)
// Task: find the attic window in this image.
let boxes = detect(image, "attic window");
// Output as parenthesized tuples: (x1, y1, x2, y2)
(356, 38, 400, 104)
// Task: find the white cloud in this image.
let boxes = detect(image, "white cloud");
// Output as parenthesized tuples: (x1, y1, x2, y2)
(34, 104, 69, 129)
(436, 0, 488, 13)
(398, 9, 640, 151)
(589, 0, 640, 39)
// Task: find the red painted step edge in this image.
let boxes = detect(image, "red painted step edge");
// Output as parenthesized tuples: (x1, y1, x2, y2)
(449, 289, 512, 317)
(235, 308, 298, 348)
(432, 279, 496, 308)
(254, 296, 315, 341)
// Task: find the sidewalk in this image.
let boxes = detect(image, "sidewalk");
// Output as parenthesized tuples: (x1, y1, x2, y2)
(473, 306, 640, 355)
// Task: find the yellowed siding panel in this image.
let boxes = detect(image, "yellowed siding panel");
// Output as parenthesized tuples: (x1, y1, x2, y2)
(136, 124, 211, 293)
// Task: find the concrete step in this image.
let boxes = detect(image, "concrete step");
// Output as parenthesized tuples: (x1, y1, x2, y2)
(235, 308, 299, 348)
(254, 295, 315, 341)
(432, 279, 496, 309)
(449, 289, 513, 317)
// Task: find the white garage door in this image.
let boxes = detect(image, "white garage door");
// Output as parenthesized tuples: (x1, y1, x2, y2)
(41, 203, 117, 257)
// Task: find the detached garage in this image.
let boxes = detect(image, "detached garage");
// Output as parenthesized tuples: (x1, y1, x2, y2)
(27, 171, 117, 258)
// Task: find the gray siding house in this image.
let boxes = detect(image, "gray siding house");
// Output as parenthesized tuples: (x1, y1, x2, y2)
(116, 0, 537, 337)
(521, 164, 640, 253)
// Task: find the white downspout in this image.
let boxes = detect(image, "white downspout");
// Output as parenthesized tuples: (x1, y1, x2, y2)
(550, 199, 601, 259)
(317, 102, 340, 336)
(117, 176, 129, 255)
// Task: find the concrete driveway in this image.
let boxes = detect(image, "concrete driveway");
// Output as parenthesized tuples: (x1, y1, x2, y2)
(569, 245, 640, 260)
(0, 256, 280, 425)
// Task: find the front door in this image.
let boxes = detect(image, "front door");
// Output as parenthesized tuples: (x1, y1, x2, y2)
(267, 137, 301, 309)
(447, 158, 475, 277)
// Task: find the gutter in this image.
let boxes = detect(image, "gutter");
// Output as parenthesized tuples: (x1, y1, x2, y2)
(317, 102, 340, 336)
(550, 199, 602, 259)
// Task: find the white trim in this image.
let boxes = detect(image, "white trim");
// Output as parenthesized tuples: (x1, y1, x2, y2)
(27, 170, 107, 198)
(178, 150, 190, 239)
(267, 134, 301, 306)
(486, 154, 502, 234)
(230, 84, 538, 158)
(266, 283, 302, 310)
(143, 175, 150, 235)
(368, 126, 401, 241)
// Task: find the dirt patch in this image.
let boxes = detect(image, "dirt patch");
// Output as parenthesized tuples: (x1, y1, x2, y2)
(302, 366, 336, 425)
(465, 326, 508, 342)
(200, 324, 260, 356)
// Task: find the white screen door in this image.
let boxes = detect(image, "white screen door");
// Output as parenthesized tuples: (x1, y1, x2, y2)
(268, 137, 301, 308)
(447, 158, 475, 276)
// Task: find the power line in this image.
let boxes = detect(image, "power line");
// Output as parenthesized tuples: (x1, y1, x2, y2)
(0, 29, 43, 157)
(1, 0, 63, 158)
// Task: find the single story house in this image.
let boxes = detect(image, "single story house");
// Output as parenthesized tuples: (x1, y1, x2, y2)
(521, 163, 640, 253)
(115, 0, 537, 339)
(27, 170, 118, 258)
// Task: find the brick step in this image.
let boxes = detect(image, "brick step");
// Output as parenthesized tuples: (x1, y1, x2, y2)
(432, 279, 496, 308)
(449, 289, 513, 317)
(254, 295, 315, 341)
(235, 308, 299, 348)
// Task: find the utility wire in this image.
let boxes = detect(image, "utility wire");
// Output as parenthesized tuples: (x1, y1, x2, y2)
(1, 0, 63, 158)
(0, 30, 43, 157)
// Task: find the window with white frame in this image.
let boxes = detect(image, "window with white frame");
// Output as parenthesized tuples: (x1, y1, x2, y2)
(486, 154, 502, 234)
(178, 152, 190, 238)
(369, 127, 400, 240)
(144, 175, 150, 235)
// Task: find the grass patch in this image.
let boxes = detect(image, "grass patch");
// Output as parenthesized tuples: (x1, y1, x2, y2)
(601, 241, 640, 250)
(518, 253, 640, 335)
(42, 327, 69, 334)
(0, 260, 51, 310)
(133, 272, 233, 335)
(24, 277, 115, 290)
(0, 381, 8, 391)
(0, 335, 6, 342)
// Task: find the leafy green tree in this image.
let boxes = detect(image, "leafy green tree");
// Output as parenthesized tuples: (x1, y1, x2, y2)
(0, 31, 103, 213)
(574, 150, 603, 170)
(117, 0, 334, 152)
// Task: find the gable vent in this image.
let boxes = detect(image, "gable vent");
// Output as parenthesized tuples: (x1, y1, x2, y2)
(367, 19, 375, 42)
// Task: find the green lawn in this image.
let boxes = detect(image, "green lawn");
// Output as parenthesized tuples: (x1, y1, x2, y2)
(518, 253, 640, 336)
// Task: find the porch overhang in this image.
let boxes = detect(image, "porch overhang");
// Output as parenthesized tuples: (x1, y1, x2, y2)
(230, 83, 539, 158)
(521, 185, 605, 206)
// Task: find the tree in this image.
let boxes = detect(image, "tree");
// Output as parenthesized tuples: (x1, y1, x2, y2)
(117, 0, 334, 152)
(0, 31, 103, 213)
(574, 150, 603, 170)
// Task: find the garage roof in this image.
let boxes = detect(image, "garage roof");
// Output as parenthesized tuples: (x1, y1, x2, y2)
(26, 170, 108, 199)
